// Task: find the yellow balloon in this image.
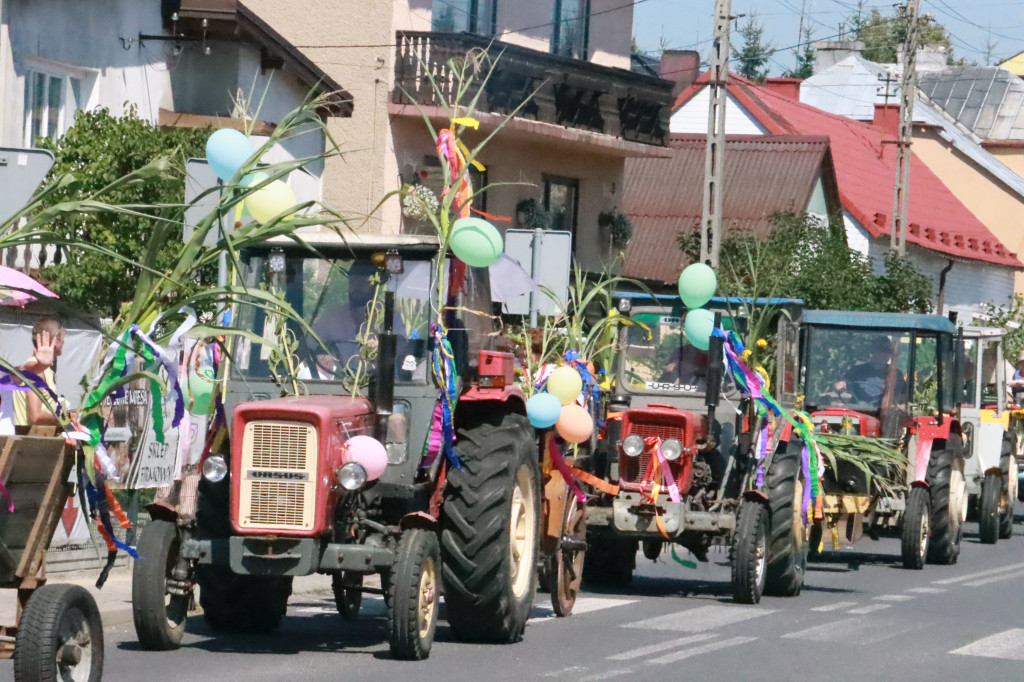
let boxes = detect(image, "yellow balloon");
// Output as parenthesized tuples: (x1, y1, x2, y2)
(547, 366, 583, 406)
(245, 177, 297, 223)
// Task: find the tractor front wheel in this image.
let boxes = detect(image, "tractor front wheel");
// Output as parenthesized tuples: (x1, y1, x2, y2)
(1000, 436, 1017, 539)
(388, 529, 440, 660)
(731, 501, 769, 604)
(979, 470, 1002, 544)
(440, 413, 540, 644)
(901, 487, 930, 569)
(132, 519, 190, 650)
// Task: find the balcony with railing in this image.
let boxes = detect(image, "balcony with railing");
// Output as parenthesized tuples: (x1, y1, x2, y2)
(392, 32, 673, 148)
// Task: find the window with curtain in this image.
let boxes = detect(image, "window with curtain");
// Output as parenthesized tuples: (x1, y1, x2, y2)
(551, 0, 590, 60)
(23, 69, 81, 146)
(543, 175, 579, 242)
(431, 0, 497, 35)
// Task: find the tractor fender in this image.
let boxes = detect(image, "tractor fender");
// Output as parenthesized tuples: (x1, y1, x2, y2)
(910, 480, 930, 490)
(145, 501, 179, 523)
(983, 465, 1004, 478)
(454, 389, 528, 428)
(742, 490, 769, 504)
(399, 511, 437, 530)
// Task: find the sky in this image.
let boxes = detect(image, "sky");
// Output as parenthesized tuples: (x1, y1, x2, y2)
(632, 0, 1024, 75)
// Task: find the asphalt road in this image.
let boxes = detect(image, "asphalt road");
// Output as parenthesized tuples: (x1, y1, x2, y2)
(5, 517, 1023, 682)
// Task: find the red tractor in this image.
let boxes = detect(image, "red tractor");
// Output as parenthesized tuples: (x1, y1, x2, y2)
(582, 294, 809, 604)
(132, 233, 551, 659)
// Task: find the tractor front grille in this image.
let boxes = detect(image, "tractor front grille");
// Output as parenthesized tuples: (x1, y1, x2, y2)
(619, 420, 687, 487)
(238, 420, 318, 531)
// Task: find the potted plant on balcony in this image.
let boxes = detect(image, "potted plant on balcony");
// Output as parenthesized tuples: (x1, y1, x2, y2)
(598, 208, 633, 248)
(516, 198, 550, 230)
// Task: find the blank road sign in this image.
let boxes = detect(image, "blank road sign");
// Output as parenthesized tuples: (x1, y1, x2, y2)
(0, 147, 54, 225)
(502, 229, 572, 317)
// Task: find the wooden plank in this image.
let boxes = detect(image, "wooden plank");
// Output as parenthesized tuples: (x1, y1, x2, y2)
(11, 440, 72, 580)
(6, 437, 65, 484)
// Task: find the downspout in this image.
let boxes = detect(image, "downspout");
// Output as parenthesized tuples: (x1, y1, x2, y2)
(936, 259, 954, 313)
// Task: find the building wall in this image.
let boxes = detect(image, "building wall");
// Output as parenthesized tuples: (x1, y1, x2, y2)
(913, 130, 1024, 295)
(669, 86, 769, 135)
(988, 147, 1024, 180)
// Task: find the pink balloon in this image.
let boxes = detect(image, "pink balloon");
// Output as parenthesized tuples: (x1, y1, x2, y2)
(555, 404, 594, 444)
(345, 435, 388, 480)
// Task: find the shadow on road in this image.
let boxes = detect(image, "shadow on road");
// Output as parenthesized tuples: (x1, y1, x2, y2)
(807, 550, 902, 572)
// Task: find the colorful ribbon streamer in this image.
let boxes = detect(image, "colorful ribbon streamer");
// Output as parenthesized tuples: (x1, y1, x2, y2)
(430, 324, 462, 470)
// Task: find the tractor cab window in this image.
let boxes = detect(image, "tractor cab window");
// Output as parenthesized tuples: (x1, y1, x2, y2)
(804, 328, 911, 415)
(962, 337, 1002, 408)
(621, 307, 736, 395)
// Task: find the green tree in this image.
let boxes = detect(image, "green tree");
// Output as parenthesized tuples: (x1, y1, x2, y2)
(849, 4, 955, 64)
(678, 212, 933, 313)
(783, 26, 816, 79)
(732, 15, 774, 83)
(37, 107, 209, 317)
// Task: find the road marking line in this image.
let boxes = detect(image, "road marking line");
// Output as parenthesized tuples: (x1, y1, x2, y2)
(647, 636, 757, 665)
(963, 572, 1023, 588)
(531, 597, 637, 623)
(873, 594, 914, 602)
(622, 605, 778, 632)
(932, 561, 1024, 585)
(848, 604, 891, 614)
(607, 634, 718, 660)
(578, 668, 635, 681)
(951, 629, 1024, 661)
(783, 617, 921, 644)
(542, 666, 588, 678)
(811, 601, 858, 612)
(906, 587, 946, 594)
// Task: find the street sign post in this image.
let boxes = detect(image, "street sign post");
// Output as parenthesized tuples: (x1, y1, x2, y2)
(502, 229, 572, 324)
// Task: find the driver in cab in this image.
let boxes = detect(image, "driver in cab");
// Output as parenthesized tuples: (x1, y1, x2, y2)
(834, 336, 906, 407)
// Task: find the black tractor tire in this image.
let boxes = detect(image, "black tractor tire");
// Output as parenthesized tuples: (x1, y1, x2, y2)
(440, 413, 541, 644)
(332, 571, 363, 621)
(731, 500, 769, 604)
(764, 440, 809, 597)
(582, 534, 637, 590)
(979, 470, 1002, 545)
(132, 519, 189, 650)
(388, 529, 441, 660)
(14, 584, 104, 682)
(926, 442, 965, 565)
(999, 436, 1016, 539)
(642, 539, 663, 561)
(901, 487, 931, 570)
(196, 567, 292, 633)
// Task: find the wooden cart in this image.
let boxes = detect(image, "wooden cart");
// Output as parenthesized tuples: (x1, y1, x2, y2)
(0, 433, 103, 681)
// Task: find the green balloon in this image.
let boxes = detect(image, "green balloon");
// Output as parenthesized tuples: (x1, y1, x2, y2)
(449, 217, 503, 268)
(684, 308, 716, 351)
(189, 366, 215, 415)
(678, 263, 717, 309)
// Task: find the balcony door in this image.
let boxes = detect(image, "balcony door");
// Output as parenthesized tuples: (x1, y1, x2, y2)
(543, 175, 579, 247)
(431, 0, 497, 35)
(551, 0, 590, 60)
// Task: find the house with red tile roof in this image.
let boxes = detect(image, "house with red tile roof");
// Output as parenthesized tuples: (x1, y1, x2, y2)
(670, 72, 1022, 314)
(621, 134, 841, 284)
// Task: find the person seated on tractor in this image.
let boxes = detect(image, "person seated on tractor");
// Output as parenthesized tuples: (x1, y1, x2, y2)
(303, 263, 380, 378)
(659, 344, 708, 388)
(1008, 350, 1024, 406)
(834, 336, 906, 408)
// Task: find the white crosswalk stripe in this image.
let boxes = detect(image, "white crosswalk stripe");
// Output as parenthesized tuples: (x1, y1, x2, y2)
(873, 594, 914, 602)
(906, 586, 946, 594)
(647, 636, 757, 664)
(962, 572, 1023, 588)
(848, 604, 891, 614)
(811, 601, 857, 612)
(607, 634, 717, 661)
(932, 561, 1024, 585)
(951, 629, 1024, 661)
(783, 617, 924, 644)
(531, 597, 637, 623)
(577, 668, 635, 681)
(622, 604, 778, 632)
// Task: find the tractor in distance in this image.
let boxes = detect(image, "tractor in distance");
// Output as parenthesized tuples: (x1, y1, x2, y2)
(582, 293, 810, 604)
(131, 231, 547, 660)
(776, 310, 965, 569)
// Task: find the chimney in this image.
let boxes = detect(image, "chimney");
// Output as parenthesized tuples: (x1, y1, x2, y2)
(873, 103, 900, 138)
(659, 49, 700, 98)
(898, 45, 948, 73)
(813, 39, 865, 74)
(763, 77, 802, 100)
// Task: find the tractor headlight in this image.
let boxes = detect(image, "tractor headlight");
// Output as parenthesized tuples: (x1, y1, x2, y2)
(202, 455, 228, 483)
(335, 462, 368, 491)
(661, 438, 683, 461)
(622, 435, 644, 458)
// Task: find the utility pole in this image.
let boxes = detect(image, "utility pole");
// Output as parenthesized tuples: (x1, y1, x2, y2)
(891, 0, 921, 256)
(701, 0, 732, 267)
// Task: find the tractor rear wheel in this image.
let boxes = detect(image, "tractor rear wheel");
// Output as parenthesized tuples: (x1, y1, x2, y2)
(901, 487, 930, 570)
(926, 441, 965, 565)
(731, 501, 769, 604)
(440, 413, 540, 644)
(764, 440, 808, 597)
(979, 470, 1002, 544)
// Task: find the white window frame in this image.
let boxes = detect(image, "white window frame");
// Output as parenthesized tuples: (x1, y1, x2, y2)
(22, 60, 87, 146)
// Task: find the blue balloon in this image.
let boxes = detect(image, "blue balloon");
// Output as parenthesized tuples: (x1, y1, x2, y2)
(206, 129, 254, 182)
(684, 308, 716, 351)
(526, 392, 562, 429)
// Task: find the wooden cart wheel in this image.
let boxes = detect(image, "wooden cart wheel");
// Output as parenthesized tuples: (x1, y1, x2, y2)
(551, 487, 586, 617)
